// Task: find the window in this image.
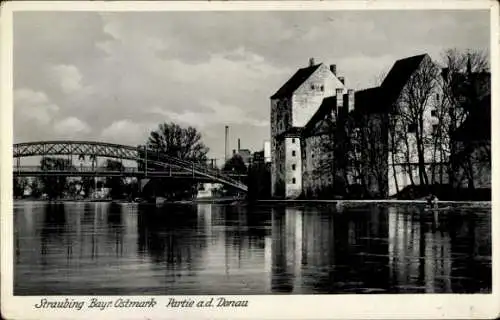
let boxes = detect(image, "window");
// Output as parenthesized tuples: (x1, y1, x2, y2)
(320, 85, 325, 92)
(435, 93, 440, 101)
(408, 123, 417, 133)
(292, 178, 296, 184)
(292, 164, 296, 171)
(292, 151, 296, 156)
(311, 84, 315, 90)
(292, 138, 295, 144)
(431, 109, 437, 117)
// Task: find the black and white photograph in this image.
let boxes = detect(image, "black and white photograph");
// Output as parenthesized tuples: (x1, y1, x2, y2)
(1, 1, 498, 319)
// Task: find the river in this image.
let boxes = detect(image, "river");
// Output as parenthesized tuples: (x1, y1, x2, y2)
(14, 201, 491, 295)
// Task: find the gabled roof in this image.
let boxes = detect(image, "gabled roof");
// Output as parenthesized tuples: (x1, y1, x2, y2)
(270, 64, 322, 99)
(275, 127, 304, 140)
(304, 96, 337, 132)
(381, 54, 427, 107)
(354, 87, 384, 114)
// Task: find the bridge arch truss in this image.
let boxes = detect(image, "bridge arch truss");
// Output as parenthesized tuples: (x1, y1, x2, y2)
(13, 141, 247, 192)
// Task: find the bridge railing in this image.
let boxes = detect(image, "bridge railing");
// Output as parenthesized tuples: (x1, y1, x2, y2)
(12, 165, 247, 177)
(141, 148, 248, 190)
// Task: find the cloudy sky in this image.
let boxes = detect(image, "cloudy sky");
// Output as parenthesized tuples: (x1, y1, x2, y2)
(13, 10, 490, 162)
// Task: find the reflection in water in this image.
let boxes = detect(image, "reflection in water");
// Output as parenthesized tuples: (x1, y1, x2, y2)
(14, 202, 491, 295)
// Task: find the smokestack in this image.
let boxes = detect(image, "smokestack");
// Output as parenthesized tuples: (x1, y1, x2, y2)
(309, 57, 315, 67)
(225, 126, 229, 161)
(238, 138, 241, 152)
(330, 64, 337, 75)
(338, 76, 345, 85)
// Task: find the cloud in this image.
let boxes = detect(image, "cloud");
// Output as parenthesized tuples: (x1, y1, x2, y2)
(100, 120, 152, 146)
(50, 64, 84, 94)
(14, 88, 60, 129)
(53, 117, 91, 136)
(150, 99, 267, 129)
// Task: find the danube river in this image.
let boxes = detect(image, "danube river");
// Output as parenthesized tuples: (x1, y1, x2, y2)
(14, 201, 491, 295)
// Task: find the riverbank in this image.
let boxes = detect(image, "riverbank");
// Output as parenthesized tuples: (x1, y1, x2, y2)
(14, 198, 491, 208)
(256, 199, 491, 207)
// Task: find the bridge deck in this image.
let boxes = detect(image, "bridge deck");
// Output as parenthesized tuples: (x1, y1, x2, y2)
(13, 166, 247, 179)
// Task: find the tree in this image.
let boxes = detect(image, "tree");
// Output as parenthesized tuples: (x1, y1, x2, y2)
(396, 55, 440, 188)
(13, 177, 28, 198)
(146, 122, 209, 163)
(439, 49, 490, 189)
(223, 154, 247, 173)
(40, 157, 74, 199)
(78, 154, 86, 170)
(30, 178, 42, 198)
(104, 159, 126, 199)
(247, 161, 271, 201)
(139, 122, 210, 200)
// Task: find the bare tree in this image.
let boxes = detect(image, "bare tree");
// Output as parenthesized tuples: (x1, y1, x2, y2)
(397, 55, 440, 187)
(440, 48, 490, 188)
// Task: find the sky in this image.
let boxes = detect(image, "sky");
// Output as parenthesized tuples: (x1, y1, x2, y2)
(13, 10, 490, 163)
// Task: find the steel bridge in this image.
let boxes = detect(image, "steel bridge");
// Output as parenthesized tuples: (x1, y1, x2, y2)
(13, 141, 248, 191)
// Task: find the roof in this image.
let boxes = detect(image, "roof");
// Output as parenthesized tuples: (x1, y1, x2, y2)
(453, 94, 491, 142)
(354, 87, 384, 114)
(380, 54, 427, 107)
(270, 64, 322, 99)
(275, 127, 304, 140)
(303, 96, 337, 133)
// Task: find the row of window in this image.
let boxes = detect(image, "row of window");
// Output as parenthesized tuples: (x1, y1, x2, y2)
(407, 123, 440, 134)
(310, 84, 325, 92)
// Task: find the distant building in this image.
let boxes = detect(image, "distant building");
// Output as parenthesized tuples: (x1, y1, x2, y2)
(252, 150, 265, 164)
(196, 183, 223, 199)
(263, 141, 271, 163)
(233, 138, 252, 167)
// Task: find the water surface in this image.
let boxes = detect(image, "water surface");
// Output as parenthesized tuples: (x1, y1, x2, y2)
(14, 201, 491, 295)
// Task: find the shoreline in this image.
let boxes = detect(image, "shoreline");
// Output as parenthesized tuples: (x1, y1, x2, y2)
(256, 199, 491, 205)
(14, 198, 491, 207)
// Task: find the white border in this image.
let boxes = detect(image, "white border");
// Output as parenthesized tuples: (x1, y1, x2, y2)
(1, 1, 499, 319)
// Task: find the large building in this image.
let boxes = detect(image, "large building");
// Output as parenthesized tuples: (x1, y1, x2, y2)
(270, 58, 352, 198)
(269, 54, 491, 199)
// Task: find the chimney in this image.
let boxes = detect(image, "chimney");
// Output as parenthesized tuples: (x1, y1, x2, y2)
(347, 89, 355, 113)
(330, 64, 337, 75)
(309, 57, 315, 67)
(238, 138, 241, 152)
(225, 126, 229, 161)
(336, 88, 343, 112)
(338, 76, 345, 85)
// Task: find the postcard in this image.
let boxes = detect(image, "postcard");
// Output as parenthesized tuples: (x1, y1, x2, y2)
(1, 1, 499, 319)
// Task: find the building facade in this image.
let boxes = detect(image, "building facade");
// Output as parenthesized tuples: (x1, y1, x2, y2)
(269, 54, 491, 199)
(270, 58, 348, 198)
